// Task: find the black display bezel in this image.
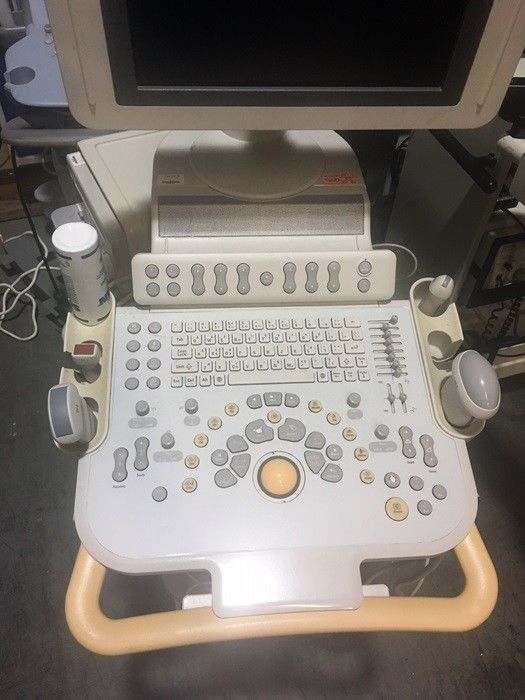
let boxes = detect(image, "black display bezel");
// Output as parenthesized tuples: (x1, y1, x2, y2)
(100, 1, 493, 108)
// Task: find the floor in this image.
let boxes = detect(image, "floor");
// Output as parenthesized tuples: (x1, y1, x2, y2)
(1, 219, 524, 699)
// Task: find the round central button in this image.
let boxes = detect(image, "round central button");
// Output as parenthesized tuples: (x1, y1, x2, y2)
(258, 457, 300, 498)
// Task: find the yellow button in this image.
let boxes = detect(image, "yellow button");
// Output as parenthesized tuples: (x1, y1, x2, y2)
(354, 446, 369, 461)
(185, 454, 200, 469)
(267, 409, 282, 424)
(182, 477, 198, 493)
(385, 497, 409, 521)
(308, 399, 322, 413)
(207, 416, 222, 430)
(258, 457, 300, 498)
(360, 469, 375, 484)
(194, 433, 208, 448)
(224, 402, 239, 416)
(343, 427, 357, 441)
(327, 411, 341, 425)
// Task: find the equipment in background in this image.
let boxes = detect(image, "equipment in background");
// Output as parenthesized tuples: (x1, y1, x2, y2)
(460, 206, 525, 366)
(441, 350, 501, 428)
(418, 275, 455, 317)
(52, 222, 111, 326)
(48, 383, 97, 445)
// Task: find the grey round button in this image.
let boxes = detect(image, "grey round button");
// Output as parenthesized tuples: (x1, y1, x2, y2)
(357, 278, 371, 293)
(346, 392, 361, 408)
(127, 322, 141, 334)
(374, 424, 390, 440)
(148, 339, 161, 352)
(145, 264, 159, 279)
(152, 486, 167, 502)
(126, 358, 140, 371)
(432, 484, 447, 500)
(166, 264, 180, 278)
(211, 449, 228, 466)
(146, 282, 160, 297)
(167, 282, 181, 297)
(260, 271, 274, 286)
(409, 475, 424, 491)
(125, 377, 139, 390)
(135, 400, 149, 416)
(326, 444, 343, 461)
(147, 376, 161, 390)
(148, 321, 162, 334)
(384, 472, 400, 488)
(126, 340, 140, 352)
(147, 358, 161, 370)
(185, 398, 199, 414)
(417, 499, 433, 515)
(161, 432, 175, 449)
(358, 260, 372, 276)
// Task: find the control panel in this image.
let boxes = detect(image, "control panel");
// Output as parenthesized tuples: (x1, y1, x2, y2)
(132, 250, 396, 306)
(74, 302, 477, 618)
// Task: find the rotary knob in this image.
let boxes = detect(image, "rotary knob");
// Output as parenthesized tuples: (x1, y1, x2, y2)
(258, 457, 300, 498)
(346, 392, 361, 408)
(374, 424, 390, 440)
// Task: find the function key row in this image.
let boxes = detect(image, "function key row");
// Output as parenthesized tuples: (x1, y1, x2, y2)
(171, 317, 362, 333)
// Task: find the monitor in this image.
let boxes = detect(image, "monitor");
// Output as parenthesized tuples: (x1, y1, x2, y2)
(45, 1, 525, 130)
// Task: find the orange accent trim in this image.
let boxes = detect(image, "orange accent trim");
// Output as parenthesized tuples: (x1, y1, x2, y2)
(65, 527, 497, 655)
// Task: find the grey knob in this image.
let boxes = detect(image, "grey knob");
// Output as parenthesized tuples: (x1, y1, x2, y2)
(185, 398, 199, 414)
(305, 261, 319, 293)
(327, 261, 341, 293)
(214, 263, 228, 295)
(374, 424, 390, 440)
(236, 263, 250, 295)
(161, 431, 175, 449)
(347, 392, 361, 408)
(283, 262, 296, 294)
(191, 263, 205, 296)
(135, 400, 149, 417)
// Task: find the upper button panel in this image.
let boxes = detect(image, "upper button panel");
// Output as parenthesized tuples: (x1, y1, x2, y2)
(133, 251, 395, 306)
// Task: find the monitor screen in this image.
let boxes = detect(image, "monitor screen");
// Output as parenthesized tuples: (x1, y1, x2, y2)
(101, 1, 492, 107)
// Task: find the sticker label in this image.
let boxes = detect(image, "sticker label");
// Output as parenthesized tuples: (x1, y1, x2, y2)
(158, 173, 185, 185)
(322, 173, 360, 185)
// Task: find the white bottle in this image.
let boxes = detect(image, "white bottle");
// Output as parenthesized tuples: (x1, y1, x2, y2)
(52, 222, 111, 325)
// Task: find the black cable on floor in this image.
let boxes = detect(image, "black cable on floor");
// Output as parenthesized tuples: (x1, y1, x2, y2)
(9, 146, 61, 295)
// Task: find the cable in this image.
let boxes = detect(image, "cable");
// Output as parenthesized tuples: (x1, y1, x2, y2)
(372, 242, 418, 277)
(10, 146, 60, 295)
(0, 231, 61, 341)
(496, 349, 525, 358)
(393, 555, 444, 596)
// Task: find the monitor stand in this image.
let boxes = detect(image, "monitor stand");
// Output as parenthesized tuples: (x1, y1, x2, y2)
(189, 130, 326, 200)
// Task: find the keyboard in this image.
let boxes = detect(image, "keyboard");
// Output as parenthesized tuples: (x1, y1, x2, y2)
(169, 314, 372, 388)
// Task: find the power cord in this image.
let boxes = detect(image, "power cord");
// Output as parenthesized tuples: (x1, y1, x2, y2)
(0, 231, 61, 341)
(372, 242, 418, 278)
(10, 146, 60, 295)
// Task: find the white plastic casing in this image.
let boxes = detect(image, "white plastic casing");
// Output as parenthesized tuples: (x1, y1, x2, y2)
(74, 302, 478, 618)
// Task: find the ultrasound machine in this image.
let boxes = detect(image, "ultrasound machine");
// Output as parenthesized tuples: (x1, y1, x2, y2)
(44, 2, 525, 653)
